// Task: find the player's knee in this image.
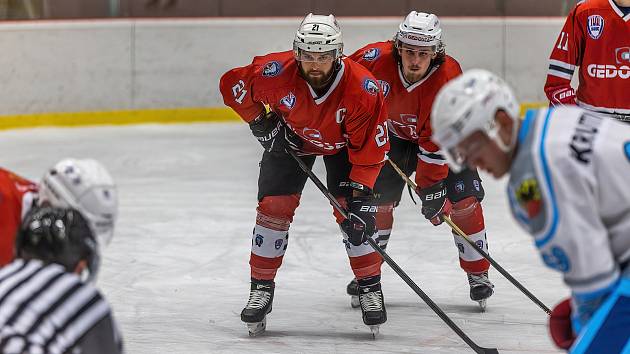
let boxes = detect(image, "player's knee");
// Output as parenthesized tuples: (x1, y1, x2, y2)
(376, 202, 395, 231)
(257, 194, 300, 231)
(451, 196, 485, 234)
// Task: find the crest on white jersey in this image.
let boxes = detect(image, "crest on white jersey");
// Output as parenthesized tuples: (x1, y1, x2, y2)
(280, 92, 296, 109)
(587, 15, 604, 40)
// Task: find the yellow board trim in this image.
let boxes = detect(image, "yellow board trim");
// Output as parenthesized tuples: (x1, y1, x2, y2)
(0, 102, 547, 130)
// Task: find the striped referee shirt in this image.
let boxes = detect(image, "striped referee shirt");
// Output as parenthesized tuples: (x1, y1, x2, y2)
(0, 259, 123, 354)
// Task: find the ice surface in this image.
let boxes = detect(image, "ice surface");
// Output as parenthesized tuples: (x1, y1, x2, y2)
(0, 123, 565, 353)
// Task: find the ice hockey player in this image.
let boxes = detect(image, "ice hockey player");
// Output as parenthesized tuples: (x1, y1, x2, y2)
(0, 206, 124, 354)
(347, 11, 493, 310)
(431, 68, 630, 353)
(545, 0, 630, 122)
(0, 158, 118, 271)
(219, 13, 390, 336)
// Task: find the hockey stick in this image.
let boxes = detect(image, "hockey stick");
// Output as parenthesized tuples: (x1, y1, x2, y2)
(285, 148, 499, 354)
(387, 158, 551, 315)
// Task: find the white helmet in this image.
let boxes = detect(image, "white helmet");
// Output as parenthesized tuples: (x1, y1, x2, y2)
(293, 13, 343, 60)
(431, 69, 520, 172)
(38, 158, 118, 247)
(396, 11, 442, 48)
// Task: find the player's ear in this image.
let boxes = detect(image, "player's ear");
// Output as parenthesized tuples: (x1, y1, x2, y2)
(495, 110, 513, 146)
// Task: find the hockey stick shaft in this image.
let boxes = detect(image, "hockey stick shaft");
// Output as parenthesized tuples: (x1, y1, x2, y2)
(387, 158, 551, 315)
(286, 148, 498, 354)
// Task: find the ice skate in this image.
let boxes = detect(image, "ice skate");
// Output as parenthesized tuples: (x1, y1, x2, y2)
(358, 277, 386, 338)
(346, 278, 360, 308)
(467, 271, 494, 311)
(241, 279, 274, 336)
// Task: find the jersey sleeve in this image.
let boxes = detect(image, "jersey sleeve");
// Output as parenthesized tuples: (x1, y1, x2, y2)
(544, 5, 583, 106)
(415, 120, 449, 189)
(219, 59, 267, 123)
(344, 96, 389, 189)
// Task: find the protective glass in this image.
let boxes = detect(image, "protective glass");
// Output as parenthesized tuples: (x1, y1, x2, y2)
(295, 50, 336, 63)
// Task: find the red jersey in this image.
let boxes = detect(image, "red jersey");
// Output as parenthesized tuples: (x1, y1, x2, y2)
(0, 168, 37, 266)
(350, 41, 462, 188)
(219, 51, 389, 188)
(545, 0, 630, 114)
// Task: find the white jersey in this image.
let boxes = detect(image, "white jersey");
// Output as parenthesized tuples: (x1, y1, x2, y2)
(508, 107, 630, 297)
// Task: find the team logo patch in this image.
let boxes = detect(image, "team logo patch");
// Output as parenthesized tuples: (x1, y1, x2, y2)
(473, 179, 480, 192)
(303, 127, 322, 140)
(515, 178, 542, 218)
(363, 78, 380, 95)
(262, 61, 282, 77)
(475, 240, 484, 249)
(254, 234, 264, 247)
(378, 80, 390, 97)
(455, 180, 465, 193)
(616, 47, 630, 65)
(280, 92, 296, 109)
(274, 239, 283, 250)
(587, 15, 604, 40)
(362, 48, 380, 61)
(542, 246, 571, 272)
(624, 142, 630, 162)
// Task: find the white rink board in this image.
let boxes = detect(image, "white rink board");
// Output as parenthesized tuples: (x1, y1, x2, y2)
(0, 123, 565, 353)
(0, 17, 563, 115)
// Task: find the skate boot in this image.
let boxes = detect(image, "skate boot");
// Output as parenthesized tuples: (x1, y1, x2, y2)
(241, 279, 274, 336)
(467, 271, 494, 311)
(358, 276, 387, 338)
(346, 278, 360, 308)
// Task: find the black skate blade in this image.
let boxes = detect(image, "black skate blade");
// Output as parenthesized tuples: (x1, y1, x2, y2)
(369, 325, 379, 339)
(246, 317, 266, 337)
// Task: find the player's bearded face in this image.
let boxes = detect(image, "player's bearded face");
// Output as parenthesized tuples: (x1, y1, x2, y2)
(398, 43, 436, 83)
(297, 50, 336, 89)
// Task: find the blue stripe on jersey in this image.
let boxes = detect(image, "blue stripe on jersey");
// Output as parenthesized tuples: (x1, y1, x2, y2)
(624, 142, 630, 162)
(570, 278, 630, 354)
(518, 109, 537, 144)
(535, 108, 560, 248)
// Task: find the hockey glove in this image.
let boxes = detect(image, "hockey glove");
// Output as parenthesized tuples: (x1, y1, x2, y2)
(341, 194, 377, 246)
(417, 181, 452, 226)
(249, 111, 302, 153)
(549, 298, 576, 350)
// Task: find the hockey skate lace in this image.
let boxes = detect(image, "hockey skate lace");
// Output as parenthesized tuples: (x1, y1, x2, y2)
(360, 290, 383, 312)
(245, 289, 271, 309)
(468, 272, 493, 288)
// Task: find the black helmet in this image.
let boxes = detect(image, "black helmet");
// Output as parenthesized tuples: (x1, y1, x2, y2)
(16, 206, 99, 281)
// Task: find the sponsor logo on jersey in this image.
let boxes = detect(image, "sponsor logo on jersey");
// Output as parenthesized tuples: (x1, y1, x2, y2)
(570, 113, 602, 164)
(624, 141, 630, 162)
(400, 114, 417, 125)
(515, 178, 542, 218)
(455, 180, 465, 193)
(587, 64, 630, 79)
(363, 78, 380, 95)
(475, 240, 484, 249)
(473, 179, 480, 192)
(587, 15, 604, 40)
(280, 92, 296, 109)
(254, 234, 264, 247)
(362, 48, 380, 61)
(616, 47, 630, 65)
(303, 127, 322, 140)
(274, 239, 283, 250)
(262, 61, 282, 77)
(378, 80, 390, 97)
(457, 242, 464, 254)
(541, 246, 571, 272)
